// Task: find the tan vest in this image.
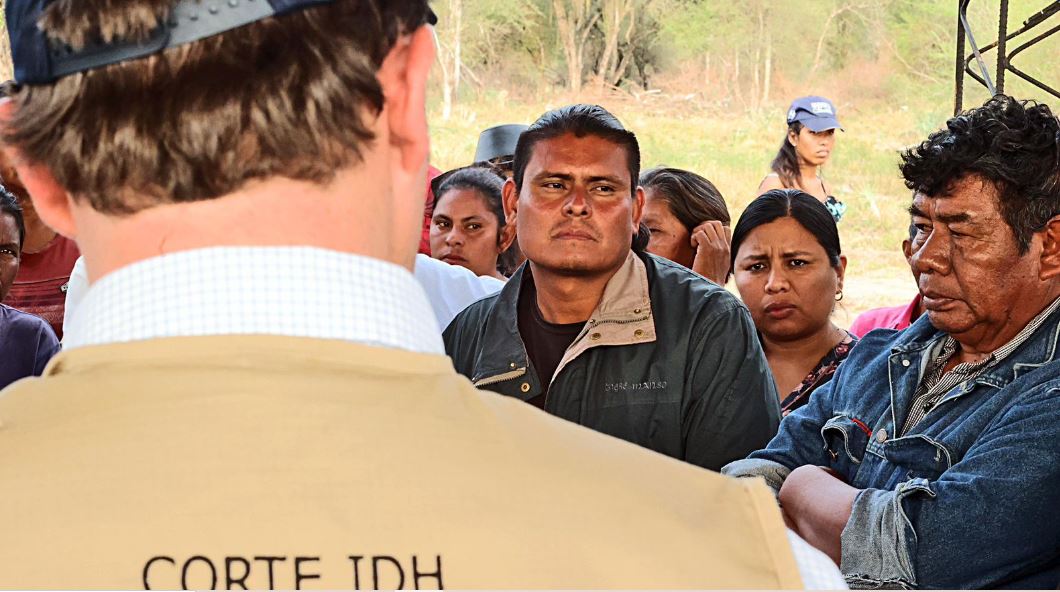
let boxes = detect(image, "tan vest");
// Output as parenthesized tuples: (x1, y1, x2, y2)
(0, 336, 800, 589)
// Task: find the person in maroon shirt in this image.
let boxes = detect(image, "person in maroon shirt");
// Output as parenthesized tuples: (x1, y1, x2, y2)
(0, 185, 60, 388)
(0, 150, 79, 340)
(419, 164, 442, 255)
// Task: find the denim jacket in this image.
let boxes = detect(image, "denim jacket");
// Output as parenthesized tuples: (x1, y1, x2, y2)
(723, 309, 1060, 589)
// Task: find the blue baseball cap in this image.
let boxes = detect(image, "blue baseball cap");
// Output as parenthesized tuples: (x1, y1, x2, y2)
(786, 96, 844, 132)
(5, 0, 437, 85)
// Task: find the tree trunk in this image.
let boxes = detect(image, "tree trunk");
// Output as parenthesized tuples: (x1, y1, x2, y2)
(759, 4, 771, 106)
(810, 3, 848, 78)
(732, 48, 743, 107)
(451, 0, 463, 94)
(554, 0, 600, 93)
(612, 0, 636, 86)
(553, 0, 582, 93)
(762, 33, 772, 105)
(436, 1, 461, 121)
(752, 44, 761, 110)
(439, 47, 453, 120)
(595, 0, 639, 88)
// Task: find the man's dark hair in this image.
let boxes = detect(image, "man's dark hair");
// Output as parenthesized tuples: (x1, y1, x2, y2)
(435, 166, 507, 240)
(512, 104, 640, 197)
(0, 184, 26, 249)
(639, 167, 730, 231)
(2, 0, 432, 215)
(899, 95, 1060, 253)
(730, 189, 842, 269)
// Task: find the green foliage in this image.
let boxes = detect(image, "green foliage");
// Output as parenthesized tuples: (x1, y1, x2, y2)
(650, 0, 729, 61)
(427, 0, 1058, 316)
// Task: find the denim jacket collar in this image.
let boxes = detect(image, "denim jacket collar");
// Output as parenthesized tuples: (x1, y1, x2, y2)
(884, 301, 1060, 430)
(890, 300, 1060, 388)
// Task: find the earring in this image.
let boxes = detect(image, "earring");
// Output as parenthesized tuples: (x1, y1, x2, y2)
(835, 290, 844, 302)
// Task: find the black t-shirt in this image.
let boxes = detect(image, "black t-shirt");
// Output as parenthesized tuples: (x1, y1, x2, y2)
(517, 276, 585, 408)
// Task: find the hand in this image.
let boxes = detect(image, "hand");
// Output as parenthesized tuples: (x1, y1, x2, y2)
(690, 220, 731, 285)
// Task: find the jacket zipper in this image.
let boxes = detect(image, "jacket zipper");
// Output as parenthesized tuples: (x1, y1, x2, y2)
(473, 313, 650, 404)
(587, 314, 650, 328)
(541, 312, 652, 410)
(473, 367, 527, 388)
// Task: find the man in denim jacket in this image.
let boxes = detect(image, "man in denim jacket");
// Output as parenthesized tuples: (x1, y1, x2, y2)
(724, 95, 1060, 589)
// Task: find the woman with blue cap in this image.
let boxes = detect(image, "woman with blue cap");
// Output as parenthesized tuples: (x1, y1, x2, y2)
(757, 96, 846, 222)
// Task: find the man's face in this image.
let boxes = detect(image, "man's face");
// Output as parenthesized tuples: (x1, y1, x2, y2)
(909, 175, 1045, 346)
(506, 133, 643, 278)
(0, 212, 21, 300)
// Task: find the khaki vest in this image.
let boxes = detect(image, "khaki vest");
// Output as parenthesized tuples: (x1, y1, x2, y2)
(0, 336, 800, 589)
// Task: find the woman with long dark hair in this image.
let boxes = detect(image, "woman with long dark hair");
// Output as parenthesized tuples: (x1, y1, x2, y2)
(757, 96, 846, 222)
(430, 167, 515, 280)
(730, 189, 856, 414)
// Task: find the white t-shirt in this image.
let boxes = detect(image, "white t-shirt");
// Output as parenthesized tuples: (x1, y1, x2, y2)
(413, 254, 504, 330)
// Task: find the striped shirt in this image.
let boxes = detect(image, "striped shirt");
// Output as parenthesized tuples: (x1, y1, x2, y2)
(901, 296, 1060, 435)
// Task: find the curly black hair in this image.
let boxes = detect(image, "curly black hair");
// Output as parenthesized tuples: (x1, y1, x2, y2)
(899, 95, 1060, 253)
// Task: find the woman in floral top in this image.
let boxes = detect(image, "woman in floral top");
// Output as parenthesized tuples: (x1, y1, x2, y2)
(731, 189, 857, 415)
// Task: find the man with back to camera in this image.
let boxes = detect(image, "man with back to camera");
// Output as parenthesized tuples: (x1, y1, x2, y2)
(444, 104, 781, 471)
(0, 0, 843, 587)
(723, 95, 1060, 589)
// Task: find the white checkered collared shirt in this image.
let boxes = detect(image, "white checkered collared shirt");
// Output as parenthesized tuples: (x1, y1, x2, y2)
(63, 246, 444, 354)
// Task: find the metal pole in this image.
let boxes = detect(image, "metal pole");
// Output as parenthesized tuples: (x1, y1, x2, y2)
(960, 4, 997, 96)
(956, 0, 968, 114)
(996, 0, 1009, 95)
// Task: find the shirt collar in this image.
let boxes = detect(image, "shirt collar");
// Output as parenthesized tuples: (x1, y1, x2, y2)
(64, 246, 444, 355)
(927, 294, 1060, 371)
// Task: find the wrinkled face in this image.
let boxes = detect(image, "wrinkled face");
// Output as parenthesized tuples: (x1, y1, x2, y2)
(643, 188, 694, 269)
(508, 133, 643, 278)
(0, 212, 21, 300)
(909, 176, 1042, 344)
(430, 188, 504, 278)
(734, 216, 843, 342)
(790, 127, 836, 168)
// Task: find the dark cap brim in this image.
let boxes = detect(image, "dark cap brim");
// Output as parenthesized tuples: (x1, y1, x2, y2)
(799, 116, 844, 132)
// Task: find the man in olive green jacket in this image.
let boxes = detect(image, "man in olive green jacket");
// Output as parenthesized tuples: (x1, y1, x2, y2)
(445, 105, 779, 471)
(0, 0, 841, 588)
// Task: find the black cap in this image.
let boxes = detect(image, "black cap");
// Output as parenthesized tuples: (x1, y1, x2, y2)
(473, 124, 528, 163)
(6, 0, 437, 85)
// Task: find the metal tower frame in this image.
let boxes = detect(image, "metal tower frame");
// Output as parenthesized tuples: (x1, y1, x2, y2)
(954, 0, 1060, 114)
